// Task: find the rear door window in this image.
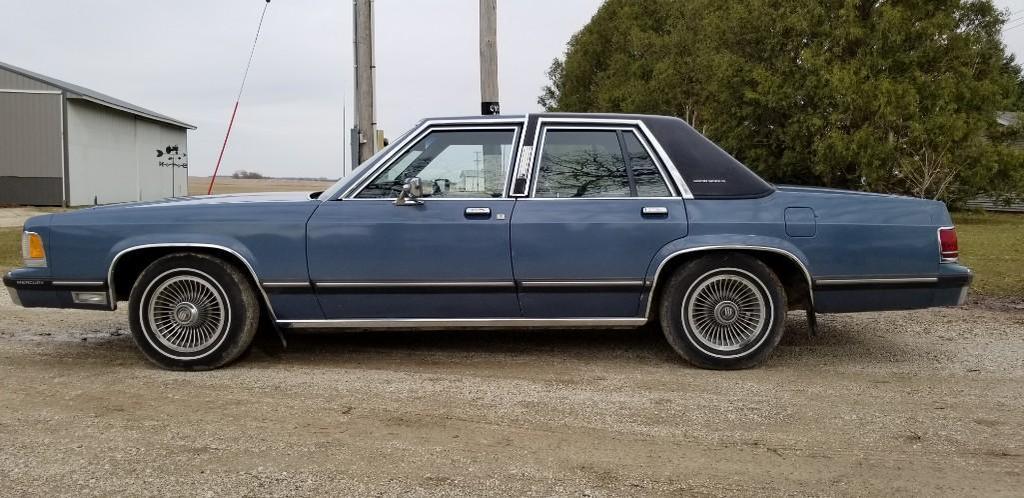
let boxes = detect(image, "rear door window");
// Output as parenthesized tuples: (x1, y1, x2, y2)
(533, 128, 673, 198)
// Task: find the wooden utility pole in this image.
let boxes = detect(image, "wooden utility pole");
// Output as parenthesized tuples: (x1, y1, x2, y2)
(353, 0, 377, 165)
(479, 0, 502, 192)
(479, 0, 499, 115)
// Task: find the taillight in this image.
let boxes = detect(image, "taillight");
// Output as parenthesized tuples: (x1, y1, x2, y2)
(938, 227, 958, 262)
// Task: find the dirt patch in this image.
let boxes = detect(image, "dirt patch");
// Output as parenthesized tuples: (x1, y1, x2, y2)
(0, 207, 63, 228)
(0, 286, 1021, 496)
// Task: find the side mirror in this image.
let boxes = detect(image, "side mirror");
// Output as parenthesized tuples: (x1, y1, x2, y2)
(394, 177, 424, 206)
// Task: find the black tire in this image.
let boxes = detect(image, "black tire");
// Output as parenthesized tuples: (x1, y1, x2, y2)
(659, 253, 786, 369)
(128, 253, 260, 370)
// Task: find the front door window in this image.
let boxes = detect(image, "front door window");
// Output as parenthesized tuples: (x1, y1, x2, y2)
(357, 129, 517, 199)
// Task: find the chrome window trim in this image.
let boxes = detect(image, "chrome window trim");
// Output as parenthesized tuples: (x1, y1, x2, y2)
(528, 124, 679, 199)
(509, 145, 535, 197)
(642, 245, 814, 319)
(339, 118, 528, 200)
(814, 277, 939, 286)
(106, 243, 278, 321)
(277, 317, 648, 329)
(529, 117, 694, 199)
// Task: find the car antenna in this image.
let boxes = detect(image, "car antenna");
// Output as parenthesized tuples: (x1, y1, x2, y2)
(207, 0, 272, 195)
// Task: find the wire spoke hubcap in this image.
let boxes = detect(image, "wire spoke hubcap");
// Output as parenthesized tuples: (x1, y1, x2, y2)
(147, 274, 227, 354)
(685, 273, 767, 352)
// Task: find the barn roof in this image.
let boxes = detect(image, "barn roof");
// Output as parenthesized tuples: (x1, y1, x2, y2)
(0, 60, 195, 130)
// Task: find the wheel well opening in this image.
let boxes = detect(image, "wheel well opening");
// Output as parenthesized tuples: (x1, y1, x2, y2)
(650, 249, 812, 317)
(110, 247, 261, 304)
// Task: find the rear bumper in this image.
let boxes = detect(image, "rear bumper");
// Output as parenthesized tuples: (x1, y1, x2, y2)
(3, 271, 112, 310)
(812, 265, 973, 313)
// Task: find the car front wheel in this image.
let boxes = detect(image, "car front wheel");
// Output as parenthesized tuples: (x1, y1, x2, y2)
(659, 253, 786, 369)
(128, 253, 259, 370)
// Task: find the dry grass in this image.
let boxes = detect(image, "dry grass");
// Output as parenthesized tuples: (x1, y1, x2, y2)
(189, 176, 335, 195)
(953, 211, 1024, 299)
(0, 227, 20, 273)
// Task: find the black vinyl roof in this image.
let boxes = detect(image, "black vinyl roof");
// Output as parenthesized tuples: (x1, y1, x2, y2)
(532, 113, 774, 199)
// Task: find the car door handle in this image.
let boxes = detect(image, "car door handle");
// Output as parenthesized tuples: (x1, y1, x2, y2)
(464, 207, 491, 217)
(641, 206, 669, 216)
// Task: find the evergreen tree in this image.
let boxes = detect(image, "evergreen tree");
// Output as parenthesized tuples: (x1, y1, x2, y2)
(541, 0, 1024, 202)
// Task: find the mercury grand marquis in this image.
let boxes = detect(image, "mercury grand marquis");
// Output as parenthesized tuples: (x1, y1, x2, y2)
(4, 113, 973, 370)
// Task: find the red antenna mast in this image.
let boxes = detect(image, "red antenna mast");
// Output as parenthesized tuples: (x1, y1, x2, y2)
(207, 0, 272, 195)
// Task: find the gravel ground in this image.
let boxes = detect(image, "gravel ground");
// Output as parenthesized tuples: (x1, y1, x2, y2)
(0, 286, 1021, 496)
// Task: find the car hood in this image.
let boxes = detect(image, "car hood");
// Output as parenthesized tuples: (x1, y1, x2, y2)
(80, 191, 318, 211)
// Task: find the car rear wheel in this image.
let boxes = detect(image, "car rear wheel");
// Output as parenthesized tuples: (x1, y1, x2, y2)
(659, 253, 786, 369)
(128, 253, 259, 370)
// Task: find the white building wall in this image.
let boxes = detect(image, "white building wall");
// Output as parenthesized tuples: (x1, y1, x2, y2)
(137, 118, 188, 201)
(66, 99, 187, 206)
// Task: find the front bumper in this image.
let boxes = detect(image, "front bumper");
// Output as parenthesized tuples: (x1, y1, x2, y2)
(4, 271, 112, 310)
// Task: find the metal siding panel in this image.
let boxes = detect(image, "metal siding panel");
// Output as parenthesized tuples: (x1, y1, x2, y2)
(137, 120, 187, 201)
(0, 93, 62, 183)
(0, 67, 59, 92)
(0, 177, 62, 205)
(66, 100, 139, 206)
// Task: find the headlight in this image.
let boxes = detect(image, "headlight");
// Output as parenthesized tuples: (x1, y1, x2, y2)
(21, 231, 47, 268)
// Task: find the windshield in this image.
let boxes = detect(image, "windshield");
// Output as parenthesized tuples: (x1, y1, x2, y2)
(318, 123, 420, 200)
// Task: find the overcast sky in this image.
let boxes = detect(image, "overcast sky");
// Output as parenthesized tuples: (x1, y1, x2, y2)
(0, 0, 602, 179)
(2, 0, 1024, 179)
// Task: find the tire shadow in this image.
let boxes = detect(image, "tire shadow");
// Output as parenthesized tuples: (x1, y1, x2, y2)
(249, 313, 921, 369)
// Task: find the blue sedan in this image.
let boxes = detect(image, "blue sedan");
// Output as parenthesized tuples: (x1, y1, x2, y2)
(3, 113, 972, 370)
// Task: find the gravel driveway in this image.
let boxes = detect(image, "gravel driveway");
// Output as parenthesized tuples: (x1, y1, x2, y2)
(0, 286, 1021, 496)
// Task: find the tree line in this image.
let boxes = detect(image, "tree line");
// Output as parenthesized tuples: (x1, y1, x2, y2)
(540, 0, 1024, 204)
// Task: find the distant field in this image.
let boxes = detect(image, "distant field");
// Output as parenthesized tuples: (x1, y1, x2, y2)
(189, 176, 335, 195)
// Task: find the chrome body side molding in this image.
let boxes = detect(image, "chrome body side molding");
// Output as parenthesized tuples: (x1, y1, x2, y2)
(814, 277, 939, 286)
(262, 282, 313, 289)
(277, 317, 648, 329)
(518, 280, 646, 288)
(314, 281, 514, 289)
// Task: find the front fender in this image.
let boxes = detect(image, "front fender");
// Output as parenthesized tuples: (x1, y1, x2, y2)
(105, 235, 262, 282)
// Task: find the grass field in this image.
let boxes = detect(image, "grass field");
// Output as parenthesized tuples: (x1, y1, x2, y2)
(1, 211, 1021, 300)
(1, 227, 20, 273)
(952, 212, 1024, 299)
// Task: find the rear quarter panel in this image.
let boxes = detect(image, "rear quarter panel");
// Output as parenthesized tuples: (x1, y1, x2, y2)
(679, 190, 946, 279)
